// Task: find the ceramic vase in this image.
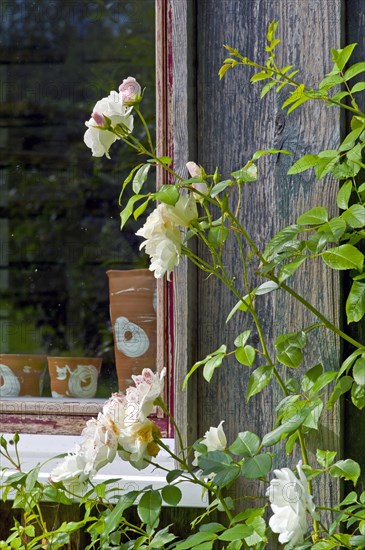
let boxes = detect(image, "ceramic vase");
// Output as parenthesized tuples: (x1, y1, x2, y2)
(47, 357, 102, 398)
(0, 354, 47, 397)
(107, 269, 157, 391)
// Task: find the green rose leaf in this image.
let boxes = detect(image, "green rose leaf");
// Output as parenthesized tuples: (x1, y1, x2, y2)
(322, 244, 364, 271)
(308, 371, 337, 397)
(247, 365, 274, 400)
(161, 485, 182, 507)
(262, 408, 309, 447)
(132, 163, 151, 194)
(346, 281, 365, 323)
(263, 224, 301, 260)
(301, 363, 323, 392)
(275, 331, 307, 369)
(287, 154, 319, 175)
(241, 453, 272, 479)
(104, 491, 140, 536)
(336, 180, 353, 209)
(327, 376, 353, 408)
(235, 345, 256, 367)
(120, 194, 147, 229)
(329, 459, 361, 486)
(316, 449, 337, 468)
(173, 532, 217, 550)
(213, 464, 241, 488)
(150, 526, 177, 548)
(234, 330, 251, 348)
(211, 179, 232, 197)
(317, 217, 347, 242)
(341, 204, 365, 228)
(166, 470, 184, 483)
(137, 489, 162, 528)
(203, 352, 226, 382)
(353, 357, 365, 386)
(297, 207, 328, 225)
(153, 184, 180, 205)
(278, 257, 306, 283)
(229, 431, 260, 457)
(218, 525, 254, 542)
(344, 61, 365, 81)
(198, 451, 232, 474)
(351, 382, 365, 409)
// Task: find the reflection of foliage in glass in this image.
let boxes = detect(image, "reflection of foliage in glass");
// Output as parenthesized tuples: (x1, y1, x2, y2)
(0, 0, 155, 396)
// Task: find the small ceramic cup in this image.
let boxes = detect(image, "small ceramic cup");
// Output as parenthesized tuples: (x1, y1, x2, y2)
(0, 354, 47, 397)
(47, 357, 102, 398)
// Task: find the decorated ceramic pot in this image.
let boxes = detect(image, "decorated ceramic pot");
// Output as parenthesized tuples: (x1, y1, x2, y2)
(0, 354, 47, 397)
(107, 269, 157, 391)
(47, 357, 102, 398)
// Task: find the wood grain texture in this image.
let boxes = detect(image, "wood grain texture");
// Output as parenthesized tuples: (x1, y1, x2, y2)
(170, 0, 199, 450)
(195, 0, 342, 514)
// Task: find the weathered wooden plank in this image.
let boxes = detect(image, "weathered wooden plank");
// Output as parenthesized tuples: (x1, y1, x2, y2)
(195, 0, 341, 515)
(169, 0, 199, 451)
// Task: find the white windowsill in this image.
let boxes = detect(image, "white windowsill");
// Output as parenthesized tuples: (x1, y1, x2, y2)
(1, 434, 208, 508)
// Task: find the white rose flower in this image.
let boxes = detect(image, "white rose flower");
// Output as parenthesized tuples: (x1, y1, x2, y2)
(119, 76, 142, 104)
(136, 204, 182, 280)
(103, 392, 127, 427)
(186, 161, 202, 179)
(266, 460, 315, 545)
(80, 413, 119, 477)
(118, 418, 161, 470)
(193, 420, 227, 466)
(166, 195, 198, 227)
(131, 368, 166, 420)
(84, 91, 134, 158)
(50, 448, 88, 495)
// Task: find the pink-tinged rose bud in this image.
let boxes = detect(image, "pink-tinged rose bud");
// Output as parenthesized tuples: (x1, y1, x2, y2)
(186, 161, 202, 179)
(91, 112, 106, 127)
(119, 77, 142, 104)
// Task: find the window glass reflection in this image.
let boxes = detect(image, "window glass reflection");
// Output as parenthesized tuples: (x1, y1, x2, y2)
(0, 0, 156, 398)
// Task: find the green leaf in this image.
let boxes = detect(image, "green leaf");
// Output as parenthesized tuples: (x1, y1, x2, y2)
(346, 282, 365, 323)
(161, 485, 182, 506)
(241, 453, 272, 479)
(229, 431, 260, 457)
(327, 376, 353, 408)
(329, 459, 361, 485)
(234, 330, 251, 348)
(297, 207, 328, 225)
(262, 408, 309, 447)
(25, 464, 40, 492)
(199, 523, 225, 533)
(353, 357, 365, 386)
(287, 154, 318, 175)
(302, 363, 323, 392)
(317, 217, 347, 242)
(183, 345, 227, 388)
(150, 526, 177, 548)
(119, 163, 144, 202)
(351, 81, 365, 93)
(338, 125, 365, 152)
(198, 451, 232, 474)
(337, 180, 353, 209)
(132, 164, 151, 194)
(208, 226, 229, 248)
(308, 371, 337, 397)
(218, 525, 254, 542)
(332, 43, 357, 71)
(263, 224, 301, 260)
(344, 62, 365, 81)
(134, 197, 151, 220)
(213, 465, 241, 488)
(137, 490, 162, 528)
(339, 348, 365, 376)
(104, 491, 139, 537)
(255, 281, 280, 295)
(120, 194, 147, 230)
(154, 184, 180, 205)
(203, 352, 226, 382)
(166, 470, 183, 483)
(231, 162, 257, 183)
(322, 244, 364, 271)
(174, 532, 217, 549)
(285, 431, 299, 454)
(251, 148, 290, 160)
(211, 179, 232, 197)
(341, 204, 365, 228)
(275, 331, 307, 369)
(316, 449, 337, 468)
(278, 257, 306, 283)
(351, 382, 365, 409)
(247, 365, 274, 400)
(235, 345, 256, 367)
(244, 515, 267, 547)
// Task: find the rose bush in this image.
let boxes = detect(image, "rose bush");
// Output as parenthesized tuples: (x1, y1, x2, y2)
(1, 21, 365, 550)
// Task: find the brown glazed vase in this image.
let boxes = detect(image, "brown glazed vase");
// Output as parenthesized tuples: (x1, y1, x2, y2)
(0, 354, 47, 397)
(107, 269, 157, 391)
(47, 357, 102, 398)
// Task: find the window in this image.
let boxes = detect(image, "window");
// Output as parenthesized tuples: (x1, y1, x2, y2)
(0, 0, 172, 436)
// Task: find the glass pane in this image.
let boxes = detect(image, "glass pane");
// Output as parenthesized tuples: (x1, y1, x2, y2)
(0, 0, 156, 399)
